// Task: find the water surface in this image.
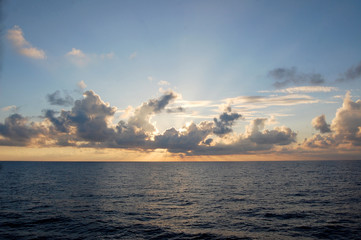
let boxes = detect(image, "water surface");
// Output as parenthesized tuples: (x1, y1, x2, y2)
(1, 161, 361, 239)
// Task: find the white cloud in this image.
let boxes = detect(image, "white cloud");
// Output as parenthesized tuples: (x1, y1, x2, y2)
(148, 76, 153, 82)
(66, 48, 86, 57)
(7, 25, 46, 59)
(158, 80, 170, 86)
(224, 94, 319, 109)
(2, 105, 18, 112)
(65, 48, 90, 66)
(77, 80, 87, 89)
(260, 86, 338, 94)
(66, 48, 114, 66)
(304, 91, 361, 148)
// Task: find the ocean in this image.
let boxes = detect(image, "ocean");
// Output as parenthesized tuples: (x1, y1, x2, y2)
(0, 161, 360, 239)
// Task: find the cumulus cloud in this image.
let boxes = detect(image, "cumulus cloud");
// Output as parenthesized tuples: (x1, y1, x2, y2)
(46, 90, 74, 106)
(7, 25, 46, 59)
(337, 61, 361, 82)
(0, 114, 45, 146)
(304, 92, 361, 148)
(154, 121, 213, 153)
(331, 92, 361, 145)
(128, 91, 178, 133)
(43, 91, 117, 143)
(303, 134, 336, 149)
(246, 118, 297, 146)
(268, 67, 325, 88)
(186, 118, 297, 156)
(0, 90, 307, 156)
(213, 107, 242, 136)
(312, 115, 331, 133)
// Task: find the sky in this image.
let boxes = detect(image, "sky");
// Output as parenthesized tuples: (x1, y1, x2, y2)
(1, 0, 361, 161)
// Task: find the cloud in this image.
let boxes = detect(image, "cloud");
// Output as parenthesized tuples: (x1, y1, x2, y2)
(129, 51, 137, 60)
(337, 61, 361, 82)
(224, 94, 318, 110)
(186, 118, 297, 156)
(158, 80, 170, 86)
(43, 109, 68, 133)
(245, 118, 297, 146)
(66, 48, 90, 66)
(6, 88, 360, 157)
(66, 48, 85, 57)
(1, 105, 20, 112)
(260, 86, 338, 94)
(154, 121, 214, 153)
(7, 25, 46, 59)
(331, 92, 361, 145)
(77, 80, 87, 89)
(0, 114, 45, 146)
(303, 134, 336, 149)
(268, 67, 325, 88)
(66, 48, 115, 66)
(213, 107, 242, 136)
(304, 92, 361, 148)
(128, 91, 178, 133)
(42, 90, 299, 155)
(65, 91, 117, 142)
(46, 90, 74, 106)
(43, 91, 117, 143)
(312, 115, 331, 133)
(166, 107, 185, 113)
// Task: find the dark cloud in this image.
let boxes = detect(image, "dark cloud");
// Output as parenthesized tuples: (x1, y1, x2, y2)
(312, 114, 331, 133)
(337, 61, 361, 82)
(154, 121, 213, 153)
(113, 120, 147, 148)
(246, 118, 297, 146)
(43, 109, 68, 133)
(213, 108, 242, 136)
(166, 106, 185, 113)
(190, 118, 296, 156)
(46, 90, 74, 106)
(303, 134, 336, 148)
(0, 114, 44, 146)
(268, 67, 325, 88)
(69, 91, 116, 142)
(43, 90, 116, 142)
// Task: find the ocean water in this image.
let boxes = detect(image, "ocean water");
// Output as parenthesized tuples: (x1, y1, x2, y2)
(0, 161, 361, 240)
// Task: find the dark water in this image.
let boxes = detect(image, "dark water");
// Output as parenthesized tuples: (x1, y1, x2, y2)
(1, 161, 361, 240)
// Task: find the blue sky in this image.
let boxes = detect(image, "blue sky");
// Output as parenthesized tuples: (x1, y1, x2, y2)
(1, 0, 361, 160)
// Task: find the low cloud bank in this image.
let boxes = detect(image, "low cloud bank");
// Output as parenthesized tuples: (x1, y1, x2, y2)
(0, 89, 301, 156)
